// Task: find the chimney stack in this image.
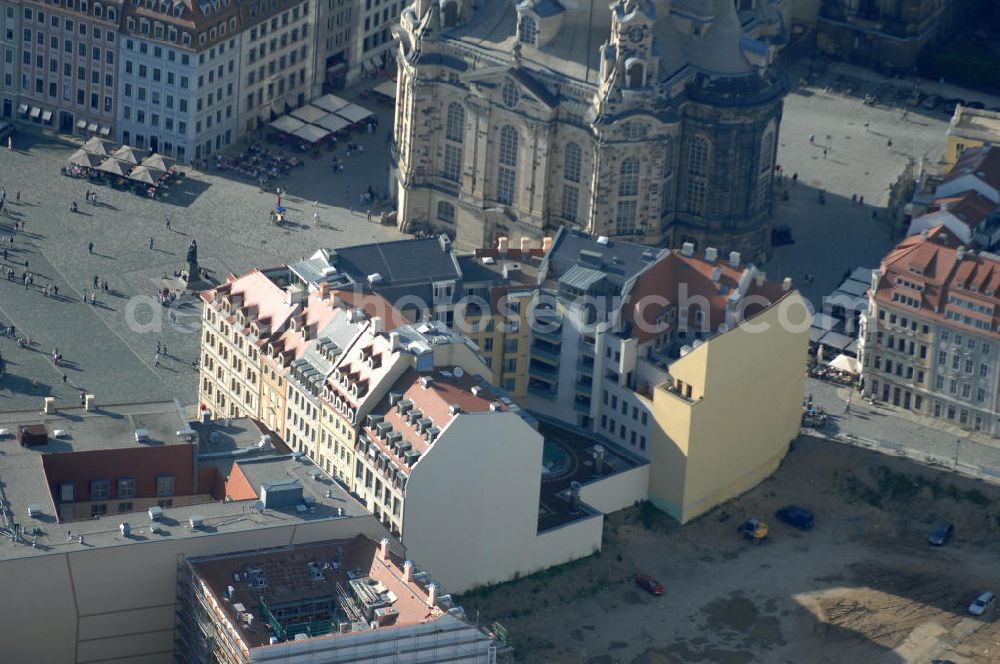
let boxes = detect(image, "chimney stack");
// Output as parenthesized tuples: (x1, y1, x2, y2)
(957, 246, 966, 261)
(403, 560, 414, 582)
(389, 332, 400, 351)
(569, 481, 582, 514)
(593, 445, 605, 477)
(427, 582, 438, 607)
(43, 397, 55, 414)
(704, 247, 718, 263)
(728, 251, 741, 268)
(681, 242, 695, 257)
(497, 236, 509, 256)
(542, 236, 554, 253)
(920, 229, 929, 240)
(711, 267, 722, 283)
(420, 376, 433, 389)
(372, 316, 383, 333)
(317, 282, 330, 299)
(782, 277, 792, 292)
(754, 270, 766, 287)
(84, 394, 95, 411)
(379, 537, 390, 561)
(332, 293, 343, 309)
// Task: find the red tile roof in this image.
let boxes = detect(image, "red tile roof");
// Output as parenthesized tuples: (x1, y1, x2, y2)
(930, 190, 998, 229)
(874, 225, 1000, 334)
(623, 251, 787, 344)
(944, 145, 1000, 192)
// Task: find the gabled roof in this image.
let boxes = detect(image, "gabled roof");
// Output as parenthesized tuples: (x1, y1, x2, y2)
(930, 190, 998, 229)
(944, 146, 1000, 192)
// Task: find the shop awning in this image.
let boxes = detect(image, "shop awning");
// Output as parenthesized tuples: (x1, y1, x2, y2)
(315, 113, 349, 133)
(269, 115, 305, 134)
(17, 103, 28, 115)
(289, 104, 326, 124)
(373, 80, 397, 99)
(99, 125, 111, 137)
(128, 165, 165, 184)
(292, 124, 330, 143)
(29, 107, 41, 119)
(87, 122, 98, 132)
(311, 93, 350, 114)
(41, 110, 52, 122)
(76, 119, 87, 130)
(335, 103, 373, 124)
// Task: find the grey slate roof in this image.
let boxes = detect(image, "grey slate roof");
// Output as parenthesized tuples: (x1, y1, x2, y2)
(544, 229, 667, 292)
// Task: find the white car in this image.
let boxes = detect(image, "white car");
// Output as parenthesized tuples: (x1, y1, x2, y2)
(968, 591, 995, 616)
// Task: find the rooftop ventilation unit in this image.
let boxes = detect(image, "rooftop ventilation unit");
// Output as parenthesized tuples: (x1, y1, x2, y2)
(148, 506, 164, 521)
(189, 515, 204, 529)
(26, 504, 42, 518)
(134, 428, 150, 444)
(367, 273, 383, 285)
(596, 236, 610, 245)
(120, 522, 130, 537)
(448, 404, 462, 415)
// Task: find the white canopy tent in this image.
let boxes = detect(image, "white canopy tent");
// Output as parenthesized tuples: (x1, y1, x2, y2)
(373, 80, 397, 99)
(292, 124, 331, 143)
(335, 103, 374, 124)
(289, 104, 327, 124)
(828, 354, 860, 374)
(269, 115, 305, 134)
(315, 113, 350, 133)
(311, 93, 350, 114)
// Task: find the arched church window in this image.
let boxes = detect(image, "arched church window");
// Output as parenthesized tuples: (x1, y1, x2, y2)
(519, 16, 538, 46)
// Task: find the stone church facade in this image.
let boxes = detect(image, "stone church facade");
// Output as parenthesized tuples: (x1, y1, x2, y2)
(392, 0, 787, 262)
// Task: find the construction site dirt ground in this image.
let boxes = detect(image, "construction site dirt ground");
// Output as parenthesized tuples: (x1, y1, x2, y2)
(457, 437, 1000, 664)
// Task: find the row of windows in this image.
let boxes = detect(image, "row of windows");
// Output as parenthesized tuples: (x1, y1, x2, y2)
(59, 475, 173, 502)
(598, 414, 647, 450)
(23, 26, 115, 47)
(22, 75, 111, 110)
(123, 87, 188, 111)
(23, 37, 115, 65)
(22, 53, 113, 87)
(25, 4, 118, 25)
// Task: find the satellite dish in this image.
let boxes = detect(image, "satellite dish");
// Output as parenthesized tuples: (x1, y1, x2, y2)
(253, 501, 265, 514)
(453, 367, 464, 378)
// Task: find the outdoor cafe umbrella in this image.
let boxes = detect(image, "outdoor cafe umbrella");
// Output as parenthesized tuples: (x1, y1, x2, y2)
(111, 145, 144, 165)
(128, 165, 166, 184)
(97, 157, 131, 177)
(69, 149, 102, 168)
(81, 136, 113, 157)
(141, 154, 175, 171)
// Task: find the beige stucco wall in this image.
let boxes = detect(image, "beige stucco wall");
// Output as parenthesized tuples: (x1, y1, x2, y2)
(649, 293, 810, 523)
(578, 464, 650, 515)
(401, 412, 543, 592)
(533, 513, 604, 573)
(0, 515, 388, 664)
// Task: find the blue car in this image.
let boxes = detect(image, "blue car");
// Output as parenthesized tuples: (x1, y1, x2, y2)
(775, 505, 815, 530)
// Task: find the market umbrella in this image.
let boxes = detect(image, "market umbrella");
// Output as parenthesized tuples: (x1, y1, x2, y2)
(81, 137, 113, 157)
(69, 149, 102, 168)
(97, 158, 130, 177)
(111, 145, 144, 165)
(141, 154, 175, 171)
(128, 165, 166, 184)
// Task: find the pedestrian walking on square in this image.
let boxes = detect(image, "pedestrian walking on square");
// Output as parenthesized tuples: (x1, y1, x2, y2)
(88, 241, 93, 254)
(166, 218, 171, 231)
(313, 212, 319, 224)
(851, 194, 857, 205)
(15, 190, 19, 203)
(163, 344, 168, 356)
(62, 374, 67, 384)
(156, 341, 161, 354)
(823, 148, 827, 159)
(859, 195, 864, 206)
(154, 353, 160, 367)
(93, 275, 99, 289)
(149, 236, 155, 250)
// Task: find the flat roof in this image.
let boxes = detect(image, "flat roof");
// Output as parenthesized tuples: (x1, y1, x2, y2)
(950, 106, 1000, 143)
(187, 536, 443, 648)
(0, 403, 370, 562)
(535, 418, 647, 532)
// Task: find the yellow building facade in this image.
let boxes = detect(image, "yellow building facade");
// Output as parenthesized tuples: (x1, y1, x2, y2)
(649, 292, 810, 523)
(946, 106, 1000, 166)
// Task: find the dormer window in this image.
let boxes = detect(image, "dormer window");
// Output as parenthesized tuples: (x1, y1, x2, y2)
(518, 16, 537, 45)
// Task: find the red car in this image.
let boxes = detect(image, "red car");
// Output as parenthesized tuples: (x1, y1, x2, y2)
(635, 574, 664, 596)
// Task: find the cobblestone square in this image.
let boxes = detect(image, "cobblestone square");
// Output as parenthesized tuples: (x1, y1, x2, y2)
(0, 85, 405, 411)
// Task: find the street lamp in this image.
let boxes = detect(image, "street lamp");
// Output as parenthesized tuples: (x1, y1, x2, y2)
(954, 438, 961, 467)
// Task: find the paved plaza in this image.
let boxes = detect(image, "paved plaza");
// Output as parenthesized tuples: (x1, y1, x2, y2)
(0, 84, 406, 411)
